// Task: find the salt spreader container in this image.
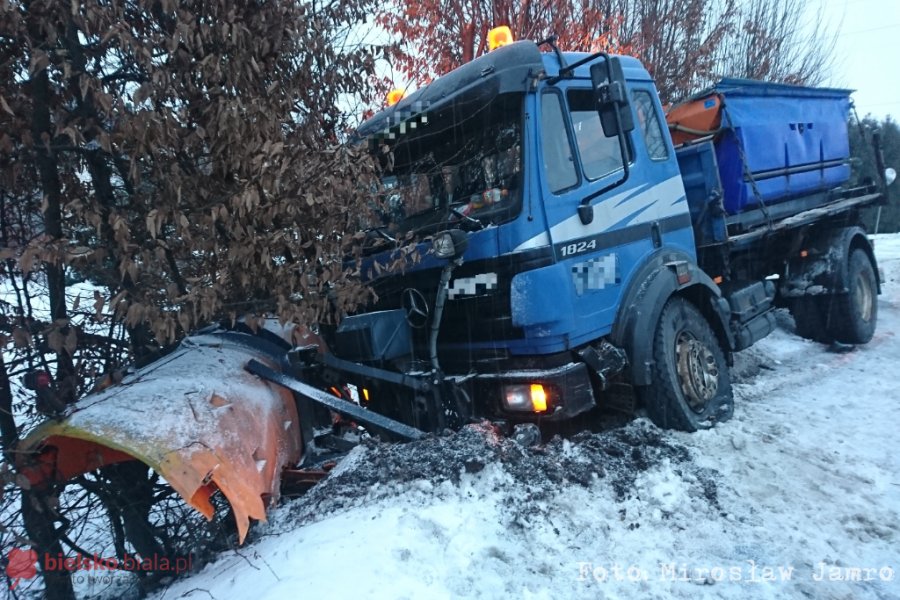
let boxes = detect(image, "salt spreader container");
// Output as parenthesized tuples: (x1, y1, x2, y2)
(666, 78, 853, 215)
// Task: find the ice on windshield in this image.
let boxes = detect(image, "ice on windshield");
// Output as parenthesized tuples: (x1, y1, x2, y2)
(370, 93, 523, 233)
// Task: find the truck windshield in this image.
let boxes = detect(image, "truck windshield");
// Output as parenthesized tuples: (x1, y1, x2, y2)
(369, 93, 523, 234)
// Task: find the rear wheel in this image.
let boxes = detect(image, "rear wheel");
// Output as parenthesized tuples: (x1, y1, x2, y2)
(824, 249, 878, 344)
(641, 297, 733, 432)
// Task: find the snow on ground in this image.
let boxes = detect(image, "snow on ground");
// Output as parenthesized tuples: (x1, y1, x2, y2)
(149, 235, 900, 600)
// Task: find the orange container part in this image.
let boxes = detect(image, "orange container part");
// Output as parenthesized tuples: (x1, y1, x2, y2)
(666, 94, 723, 146)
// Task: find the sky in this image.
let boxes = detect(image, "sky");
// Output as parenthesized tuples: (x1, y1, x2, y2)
(820, 0, 900, 120)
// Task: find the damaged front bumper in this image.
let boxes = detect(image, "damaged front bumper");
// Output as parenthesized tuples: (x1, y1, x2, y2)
(469, 361, 596, 422)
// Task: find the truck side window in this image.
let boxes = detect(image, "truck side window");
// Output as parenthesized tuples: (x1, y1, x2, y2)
(566, 89, 625, 180)
(633, 90, 669, 160)
(540, 92, 578, 193)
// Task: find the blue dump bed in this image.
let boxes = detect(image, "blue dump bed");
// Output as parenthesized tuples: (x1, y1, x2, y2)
(669, 79, 853, 216)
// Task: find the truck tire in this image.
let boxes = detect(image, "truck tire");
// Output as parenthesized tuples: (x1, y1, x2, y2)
(642, 297, 734, 432)
(825, 249, 878, 344)
(790, 297, 831, 343)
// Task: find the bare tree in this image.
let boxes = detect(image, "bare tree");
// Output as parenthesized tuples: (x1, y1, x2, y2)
(377, 0, 835, 104)
(712, 0, 836, 88)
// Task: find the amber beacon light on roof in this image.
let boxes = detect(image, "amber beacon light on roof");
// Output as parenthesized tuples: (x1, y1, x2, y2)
(383, 26, 512, 107)
(487, 25, 513, 51)
(386, 88, 406, 106)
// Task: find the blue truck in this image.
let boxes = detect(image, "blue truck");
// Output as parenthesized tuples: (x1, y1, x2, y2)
(258, 36, 893, 442)
(19, 36, 897, 531)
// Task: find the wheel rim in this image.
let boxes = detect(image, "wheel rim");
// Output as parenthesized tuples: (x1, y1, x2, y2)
(853, 270, 874, 323)
(675, 331, 719, 412)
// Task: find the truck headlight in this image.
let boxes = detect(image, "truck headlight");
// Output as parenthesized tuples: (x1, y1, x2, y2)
(502, 383, 548, 413)
(432, 229, 468, 259)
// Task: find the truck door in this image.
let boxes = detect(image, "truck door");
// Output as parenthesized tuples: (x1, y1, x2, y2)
(535, 83, 692, 345)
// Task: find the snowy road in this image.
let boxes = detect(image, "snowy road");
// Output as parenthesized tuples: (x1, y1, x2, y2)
(151, 235, 900, 600)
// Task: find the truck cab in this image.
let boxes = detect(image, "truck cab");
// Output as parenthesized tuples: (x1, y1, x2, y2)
(318, 38, 885, 435)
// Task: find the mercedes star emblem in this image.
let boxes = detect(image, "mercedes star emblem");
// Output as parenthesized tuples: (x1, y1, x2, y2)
(402, 288, 430, 328)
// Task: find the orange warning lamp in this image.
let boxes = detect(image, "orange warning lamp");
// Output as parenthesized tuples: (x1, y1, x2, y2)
(386, 89, 406, 106)
(488, 26, 514, 51)
(529, 384, 547, 412)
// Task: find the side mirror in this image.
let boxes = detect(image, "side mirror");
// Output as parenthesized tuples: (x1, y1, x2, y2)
(590, 58, 635, 138)
(432, 229, 468, 260)
(578, 56, 635, 226)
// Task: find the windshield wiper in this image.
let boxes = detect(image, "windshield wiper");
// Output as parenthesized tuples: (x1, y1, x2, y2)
(450, 207, 485, 230)
(367, 226, 397, 243)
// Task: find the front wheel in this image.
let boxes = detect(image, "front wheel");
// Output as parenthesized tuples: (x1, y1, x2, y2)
(641, 297, 734, 432)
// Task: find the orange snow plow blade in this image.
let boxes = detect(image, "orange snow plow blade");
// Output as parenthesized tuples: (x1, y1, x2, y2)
(17, 332, 302, 544)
